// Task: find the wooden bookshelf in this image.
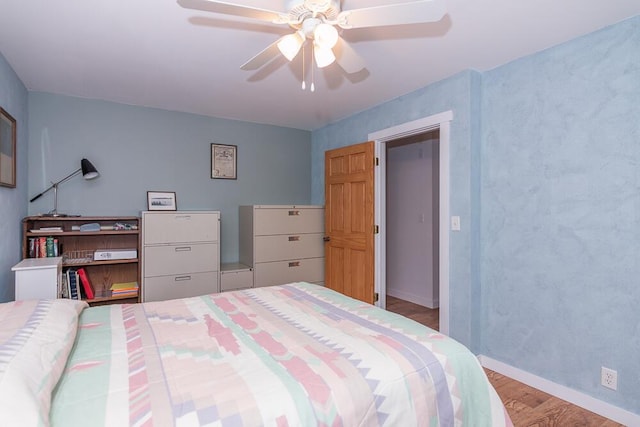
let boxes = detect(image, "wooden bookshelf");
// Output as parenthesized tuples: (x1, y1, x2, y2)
(22, 216, 141, 305)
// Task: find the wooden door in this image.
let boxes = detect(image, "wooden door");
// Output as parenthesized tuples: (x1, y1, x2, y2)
(324, 141, 375, 304)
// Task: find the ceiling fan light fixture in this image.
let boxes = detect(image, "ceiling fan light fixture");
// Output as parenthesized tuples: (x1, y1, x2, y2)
(314, 43, 335, 68)
(313, 23, 339, 49)
(277, 30, 305, 61)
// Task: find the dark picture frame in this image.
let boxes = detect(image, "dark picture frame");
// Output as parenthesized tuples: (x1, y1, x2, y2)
(147, 191, 177, 211)
(211, 143, 237, 180)
(0, 107, 17, 188)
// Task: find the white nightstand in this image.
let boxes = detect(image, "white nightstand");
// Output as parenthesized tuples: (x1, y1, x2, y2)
(12, 257, 63, 300)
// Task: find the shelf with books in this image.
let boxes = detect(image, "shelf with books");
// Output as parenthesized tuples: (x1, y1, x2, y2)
(22, 216, 141, 306)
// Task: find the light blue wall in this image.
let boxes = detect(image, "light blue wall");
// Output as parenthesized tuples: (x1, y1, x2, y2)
(481, 16, 640, 413)
(312, 14, 639, 415)
(28, 93, 312, 263)
(311, 70, 482, 348)
(0, 53, 28, 302)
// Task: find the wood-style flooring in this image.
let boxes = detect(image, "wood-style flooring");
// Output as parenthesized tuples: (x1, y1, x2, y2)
(385, 296, 624, 427)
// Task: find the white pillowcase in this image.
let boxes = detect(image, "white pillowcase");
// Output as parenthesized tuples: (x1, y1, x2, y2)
(0, 299, 87, 427)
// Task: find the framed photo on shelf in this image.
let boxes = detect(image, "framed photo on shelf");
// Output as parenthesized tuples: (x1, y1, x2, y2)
(211, 143, 237, 180)
(147, 191, 177, 211)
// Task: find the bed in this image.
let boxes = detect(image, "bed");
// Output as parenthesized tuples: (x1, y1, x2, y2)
(0, 282, 512, 426)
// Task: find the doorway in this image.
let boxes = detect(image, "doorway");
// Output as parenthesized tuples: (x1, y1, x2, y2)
(369, 111, 452, 335)
(386, 130, 440, 312)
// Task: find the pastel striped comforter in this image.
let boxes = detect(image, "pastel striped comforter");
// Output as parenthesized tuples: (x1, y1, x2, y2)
(50, 283, 512, 426)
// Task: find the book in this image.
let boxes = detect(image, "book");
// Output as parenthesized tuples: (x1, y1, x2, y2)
(46, 236, 54, 257)
(110, 281, 139, 297)
(77, 268, 95, 299)
(39, 238, 46, 258)
(28, 238, 36, 258)
(59, 272, 68, 298)
(67, 269, 79, 300)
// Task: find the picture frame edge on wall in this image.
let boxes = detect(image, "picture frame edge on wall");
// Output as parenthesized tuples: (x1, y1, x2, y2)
(211, 143, 237, 180)
(0, 106, 17, 188)
(147, 191, 177, 211)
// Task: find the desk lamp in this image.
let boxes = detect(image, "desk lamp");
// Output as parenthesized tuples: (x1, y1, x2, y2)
(29, 158, 100, 217)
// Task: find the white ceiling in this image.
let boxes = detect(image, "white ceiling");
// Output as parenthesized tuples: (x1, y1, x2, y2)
(1, 0, 638, 131)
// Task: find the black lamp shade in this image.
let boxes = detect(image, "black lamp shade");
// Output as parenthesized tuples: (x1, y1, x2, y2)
(81, 158, 99, 180)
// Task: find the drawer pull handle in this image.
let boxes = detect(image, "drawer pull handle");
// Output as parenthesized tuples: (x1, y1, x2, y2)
(175, 246, 192, 252)
(288, 236, 300, 242)
(175, 215, 192, 220)
(175, 275, 191, 282)
(288, 210, 300, 216)
(288, 261, 300, 268)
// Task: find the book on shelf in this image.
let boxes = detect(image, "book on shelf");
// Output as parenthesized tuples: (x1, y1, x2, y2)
(39, 238, 46, 258)
(29, 227, 63, 233)
(66, 269, 80, 300)
(77, 268, 95, 299)
(58, 271, 68, 298)
(46, 237, 54, 257)
(110, 281, 139, 297)
(28, 237, 60, 258)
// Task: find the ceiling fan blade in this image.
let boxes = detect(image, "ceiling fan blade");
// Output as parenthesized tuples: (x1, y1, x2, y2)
(334, 38, 365, 74)
(178, 0, 288, 24)
(337, 0, 446, 29)
(240, 38, 283, 70)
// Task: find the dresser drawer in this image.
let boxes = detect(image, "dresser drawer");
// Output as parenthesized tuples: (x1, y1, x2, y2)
(143, 271, 218, 302)
(144, 243, 218, 277)
(253, 207, 324, 235)
(254, 233, 324, 263)
(254, 257, 324, 288)
(220, 268, 253, 292)
(143, 212, 219, 244)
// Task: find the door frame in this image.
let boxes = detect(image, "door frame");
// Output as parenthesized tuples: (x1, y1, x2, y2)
(369, 110, 453, 335)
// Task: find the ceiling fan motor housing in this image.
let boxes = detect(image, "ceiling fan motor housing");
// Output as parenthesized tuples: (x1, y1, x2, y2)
(285, 0, 341, 25)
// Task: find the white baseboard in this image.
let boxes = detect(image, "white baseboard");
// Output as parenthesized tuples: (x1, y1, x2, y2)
(386, 289, 438, 309)
(479, 355, 640, 426)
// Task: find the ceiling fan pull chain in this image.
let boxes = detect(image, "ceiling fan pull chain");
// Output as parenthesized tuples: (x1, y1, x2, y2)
(302, 44, 306, 90)
(311, 44, 316, 92)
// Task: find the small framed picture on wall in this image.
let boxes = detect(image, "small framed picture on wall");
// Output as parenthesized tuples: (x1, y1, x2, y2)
(147, 191, 177, 211)
(211, 143, 237, 180)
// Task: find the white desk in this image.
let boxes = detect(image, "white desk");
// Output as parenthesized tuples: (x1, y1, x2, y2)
(12, 257, 62, 300)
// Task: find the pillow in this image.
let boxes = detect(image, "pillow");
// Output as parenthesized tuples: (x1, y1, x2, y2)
(0, 299, 87, 427)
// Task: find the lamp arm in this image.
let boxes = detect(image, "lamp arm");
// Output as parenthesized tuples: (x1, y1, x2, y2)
(29, 187, 53, 203)
(29, 168, 82, 203)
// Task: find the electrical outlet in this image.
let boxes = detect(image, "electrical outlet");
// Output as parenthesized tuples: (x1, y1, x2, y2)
(601, 367, 617, 390)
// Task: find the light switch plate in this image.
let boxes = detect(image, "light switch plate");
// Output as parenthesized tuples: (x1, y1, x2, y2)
(451, 216, 461, 231)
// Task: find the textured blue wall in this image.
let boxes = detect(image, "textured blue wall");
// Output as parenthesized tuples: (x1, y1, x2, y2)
(480, 16, 640, 412)
(312, 15, 639, 414)
(0, 53, 28, 302)
(28, 93, 312, 263)
(311, 70, 482, 348)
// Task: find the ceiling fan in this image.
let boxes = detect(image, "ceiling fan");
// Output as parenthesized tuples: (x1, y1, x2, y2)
(178, 0, 446, 75)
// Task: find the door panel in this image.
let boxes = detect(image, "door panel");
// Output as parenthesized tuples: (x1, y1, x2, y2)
(324, 141, 375, 304)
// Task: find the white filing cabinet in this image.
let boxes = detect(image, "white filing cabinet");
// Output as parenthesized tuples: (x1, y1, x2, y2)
(239, 205, 325, 288)
(220, 263, 253, 292)
(142, 211, 220, 302)
(12, 257, 62, 300)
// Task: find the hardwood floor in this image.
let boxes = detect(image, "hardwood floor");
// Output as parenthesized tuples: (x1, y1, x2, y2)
(385, 296, 623, 427)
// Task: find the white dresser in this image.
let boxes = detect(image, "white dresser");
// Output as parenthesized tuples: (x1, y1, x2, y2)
(142, 211, 220, 302)
(239, 205, 325, 288)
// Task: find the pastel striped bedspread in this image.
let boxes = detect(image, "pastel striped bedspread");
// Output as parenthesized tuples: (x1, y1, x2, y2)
(51, 282, 511, 426)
